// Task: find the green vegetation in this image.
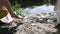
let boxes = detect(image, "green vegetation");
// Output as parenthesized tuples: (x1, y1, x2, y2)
(12, 3, 22, 15)
(9, 0, 56, 15)
(10, 0, 56, 7)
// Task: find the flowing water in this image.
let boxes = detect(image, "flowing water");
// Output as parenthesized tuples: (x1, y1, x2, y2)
(22, 5, 56, 17)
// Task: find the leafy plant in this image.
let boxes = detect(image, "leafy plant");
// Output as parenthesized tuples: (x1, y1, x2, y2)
(12, 3, 23, 15)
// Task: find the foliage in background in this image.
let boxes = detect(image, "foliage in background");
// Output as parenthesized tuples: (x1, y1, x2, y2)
(10, 0, 56, 7)
(12, 3, 21, 11)
(12, 3, 23, 15)
(9, 0, 56, 15)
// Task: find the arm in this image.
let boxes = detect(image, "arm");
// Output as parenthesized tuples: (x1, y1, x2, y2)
(2, 0, 19, 18)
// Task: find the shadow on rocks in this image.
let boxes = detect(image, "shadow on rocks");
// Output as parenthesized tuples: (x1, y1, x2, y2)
(0, 21, 23, 34)
(54, 24, 60, 34)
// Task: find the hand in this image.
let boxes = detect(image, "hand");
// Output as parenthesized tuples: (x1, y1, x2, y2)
(11, 13, 20, 19)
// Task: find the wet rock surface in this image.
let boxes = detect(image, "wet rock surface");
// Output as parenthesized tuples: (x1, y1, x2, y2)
(0, 14, 58, 34)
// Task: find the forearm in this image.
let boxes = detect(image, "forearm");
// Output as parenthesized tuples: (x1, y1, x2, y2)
(1, 0, 19, 18)
(3, 0, 14, 15)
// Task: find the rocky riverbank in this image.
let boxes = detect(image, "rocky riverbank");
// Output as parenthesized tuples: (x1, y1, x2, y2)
(0, 13, 57, 34)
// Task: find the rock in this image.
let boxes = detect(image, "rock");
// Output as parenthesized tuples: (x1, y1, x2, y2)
(14, 14, 57, 34)
(0, 13, 57, 34)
